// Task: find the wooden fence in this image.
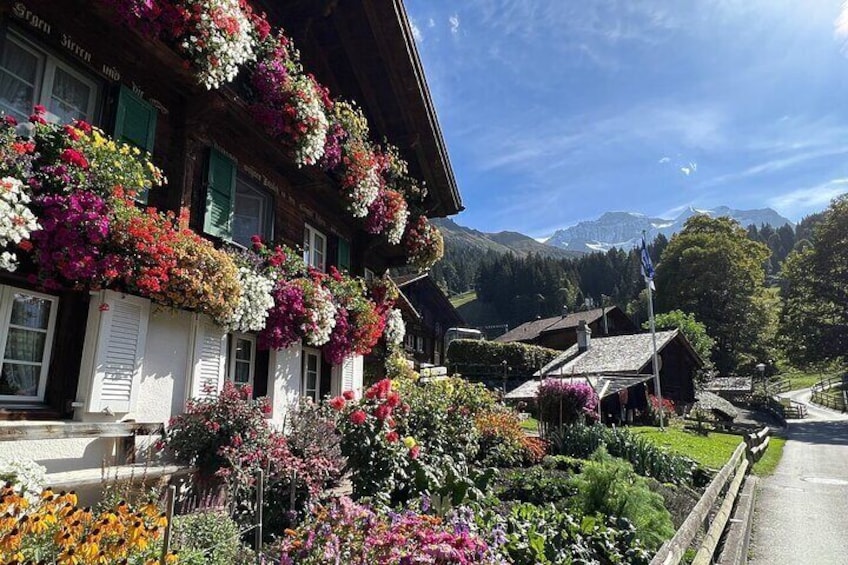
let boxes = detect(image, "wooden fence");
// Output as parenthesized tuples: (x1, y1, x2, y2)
(811, 376, 847, 412)
(650, 427, 771, 565)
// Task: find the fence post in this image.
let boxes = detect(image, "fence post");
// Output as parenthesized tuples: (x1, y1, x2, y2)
(255, 469, 264, 556)
(160, 485, 176, 565)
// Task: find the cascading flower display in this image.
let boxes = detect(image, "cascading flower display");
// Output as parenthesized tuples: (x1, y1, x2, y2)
(0, 176, 38, 272)
(249, 36, 331, 167)
(30, 190, 121, 290)
(102, 1, 442, 261)
(105, 0, 264, 89)
(222, 264, 275, 332)
(384, 307, 405, 347)
(299, 277, 337, 347)
(403, 215, 445, 271)
(259, 278, 308, 351)
(365, 188, 409, 245)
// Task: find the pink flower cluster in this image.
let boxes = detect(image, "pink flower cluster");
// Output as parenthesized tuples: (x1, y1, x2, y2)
(30, 191, 122, 290)
(275, 497, 506, 565)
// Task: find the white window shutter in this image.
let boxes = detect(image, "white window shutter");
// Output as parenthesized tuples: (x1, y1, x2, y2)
(350, 355, 364, 397)
(88, 291, 150, 414)
(341, 357, 355, 394)
(191, 316, 227, 398)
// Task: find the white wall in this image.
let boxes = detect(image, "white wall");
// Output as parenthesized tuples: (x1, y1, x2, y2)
(133, 307, 193, 422)
(268, 344, 302, 426)
(0, 435, 111, 474)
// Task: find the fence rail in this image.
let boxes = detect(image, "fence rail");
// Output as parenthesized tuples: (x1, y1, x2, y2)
(650, 427, 771, 565)
(811, 376, 847, 412)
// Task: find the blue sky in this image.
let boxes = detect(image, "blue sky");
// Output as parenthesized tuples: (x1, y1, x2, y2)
(405, 0, 848, 238)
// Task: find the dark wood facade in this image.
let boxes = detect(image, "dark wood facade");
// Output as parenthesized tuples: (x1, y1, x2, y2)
(0, 0, 459, 417)
(394, 274, 463, 367)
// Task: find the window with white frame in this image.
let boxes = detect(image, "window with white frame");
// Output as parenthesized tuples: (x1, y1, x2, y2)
(228, 333, 255, 388)
(232, 176, 273, 247)
(0, 32, 100, 124)
(363, 268, 375, 282)
(0, 286, 58, 401)
(302, 349, 321, 402)
(303, 224, 326, 272)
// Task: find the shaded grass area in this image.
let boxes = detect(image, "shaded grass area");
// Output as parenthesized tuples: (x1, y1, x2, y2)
(751, 436, 786, 476)
(630, 425, 742, 469)
(449, 290, 478, 308)
(782, 369, 836, 391)
(450, 291, 505, 327)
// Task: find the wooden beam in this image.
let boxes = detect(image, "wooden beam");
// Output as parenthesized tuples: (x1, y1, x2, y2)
(0, 421, 162, 442)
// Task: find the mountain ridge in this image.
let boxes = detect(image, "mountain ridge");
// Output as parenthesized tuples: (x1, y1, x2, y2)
(544, 205, 793, 253)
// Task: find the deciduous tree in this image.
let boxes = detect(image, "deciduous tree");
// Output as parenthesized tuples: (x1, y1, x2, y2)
(654, 216, 771, 374)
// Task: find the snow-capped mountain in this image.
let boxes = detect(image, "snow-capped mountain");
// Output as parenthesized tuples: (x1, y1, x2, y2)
(545, 206, 793, 253)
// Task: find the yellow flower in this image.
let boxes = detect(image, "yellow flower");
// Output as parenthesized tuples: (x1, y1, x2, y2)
(403, 436, 417, 448)
(57, 547, 80, 565)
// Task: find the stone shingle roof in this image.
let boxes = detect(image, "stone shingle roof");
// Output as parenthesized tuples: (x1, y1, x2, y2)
(703, 377, 753, 392)
(537, 330, 681, 377)
(494, 307, 611, 343)
(505, 374, 654, 400)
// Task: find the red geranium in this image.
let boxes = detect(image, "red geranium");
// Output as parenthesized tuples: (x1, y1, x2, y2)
(349, 410, 367, 425)
(329, 396, 346, 411)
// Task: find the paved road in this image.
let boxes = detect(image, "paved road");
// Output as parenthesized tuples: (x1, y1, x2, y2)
(749, 389, 848, 565)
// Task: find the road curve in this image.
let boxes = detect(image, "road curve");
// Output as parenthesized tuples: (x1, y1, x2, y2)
(749, 389, 848, 565)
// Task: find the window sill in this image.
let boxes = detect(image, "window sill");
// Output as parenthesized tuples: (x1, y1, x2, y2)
(0, 405, 62, 421)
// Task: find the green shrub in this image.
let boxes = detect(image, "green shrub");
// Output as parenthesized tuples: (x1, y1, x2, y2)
(447, 339, 560, 376)
(570, 448, 675, 550)
(495, 466, 577, 507)
(548, 424, 696, 485)
(541, 455, 584, 473)
(172, 510, 243, 565)
(474, 502, 652, 565)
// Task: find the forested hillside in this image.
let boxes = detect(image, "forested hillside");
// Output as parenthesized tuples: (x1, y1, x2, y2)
(437, 215, 823, 335)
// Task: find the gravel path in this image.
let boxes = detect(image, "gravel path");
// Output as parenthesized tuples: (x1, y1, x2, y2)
(749, 389, 848, 565)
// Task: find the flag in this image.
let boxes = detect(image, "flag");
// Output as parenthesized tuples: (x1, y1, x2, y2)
(640, 237, 656, 290)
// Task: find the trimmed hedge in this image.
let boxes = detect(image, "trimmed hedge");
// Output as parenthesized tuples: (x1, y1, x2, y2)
(447, 339, 560, 376)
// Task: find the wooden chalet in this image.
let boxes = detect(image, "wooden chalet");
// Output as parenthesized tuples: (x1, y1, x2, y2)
(392, 273, 463, 367)
(0, 0, 461, 481)
(494, 306, 635, 350)
(506, 325, 703, 423)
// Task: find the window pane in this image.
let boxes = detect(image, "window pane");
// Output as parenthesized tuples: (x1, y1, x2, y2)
(49, 67, 91, 123)
(0, 363, 40, 397)
(234, 338, 252, 362)
(3, 328, 46, 363)
(233, 180, 270, 247)
(234, 361, 250, 384)
(0, 40, 38, 120)
(10, 294, 52, 330)
(307, 354, 317, 372)
(313, 232, 325, 271)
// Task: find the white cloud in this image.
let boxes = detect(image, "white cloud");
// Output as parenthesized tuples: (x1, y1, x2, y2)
(411, 20, 423, 42)
(769, 179, 848, 213)
(836, 1, 848, 43)
(428, 18, 436, 28)
(680, 162, 697, 176)
(658, 156, 671, 164)
(449, 14, 460, 34)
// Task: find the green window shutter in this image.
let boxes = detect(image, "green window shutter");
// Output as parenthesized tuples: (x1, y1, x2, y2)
(204, 149, 236, 239)
(114, 86, 158, 203)
(338, 238, 351, 271)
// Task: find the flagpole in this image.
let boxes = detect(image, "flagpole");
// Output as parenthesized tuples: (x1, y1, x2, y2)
(641, 230, 664, 430)
(646, 272, 664, 430)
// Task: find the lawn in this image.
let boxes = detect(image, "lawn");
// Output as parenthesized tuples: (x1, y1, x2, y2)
(630, 425, 743, 469)
(450, 290, 478, 308)
(782, 369, 833, 391)
(520, 416, 540, 433)
(751, 436, 786, 476)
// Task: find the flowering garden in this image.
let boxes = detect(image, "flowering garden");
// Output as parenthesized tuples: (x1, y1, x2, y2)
(0, 363, 710, 564)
